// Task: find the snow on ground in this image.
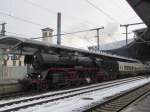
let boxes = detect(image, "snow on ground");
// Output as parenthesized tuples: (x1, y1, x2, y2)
(16, 77, 150, 112)
(1, 77, 143, 111)
(0, 76, 142, 105)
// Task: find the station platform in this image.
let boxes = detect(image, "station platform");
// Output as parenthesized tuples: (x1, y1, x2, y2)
(122, 92, 150, 112)
(0, 79, 18, 85)
(0, 79, 22, 95)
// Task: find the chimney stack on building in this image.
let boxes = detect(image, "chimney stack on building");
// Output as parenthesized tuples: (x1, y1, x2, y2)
(41, 28, 53, 44)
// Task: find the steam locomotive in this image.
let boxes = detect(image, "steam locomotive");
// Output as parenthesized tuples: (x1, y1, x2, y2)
(21, 53, 150, 90)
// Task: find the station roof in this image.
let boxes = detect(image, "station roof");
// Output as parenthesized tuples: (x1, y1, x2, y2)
(127, 0, 150, 27)
(0, 36, 139, 62)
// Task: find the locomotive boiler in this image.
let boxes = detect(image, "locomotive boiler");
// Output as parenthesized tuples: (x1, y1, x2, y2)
(25, 53, 103, 70)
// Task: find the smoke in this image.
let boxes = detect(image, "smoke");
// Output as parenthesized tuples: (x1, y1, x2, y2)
(61, 22, 120, 49)
(103, 22, 119, 37)
(62, 23, 95, 49)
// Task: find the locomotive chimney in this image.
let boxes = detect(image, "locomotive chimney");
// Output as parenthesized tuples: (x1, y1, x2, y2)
(41, 28, 53, 44)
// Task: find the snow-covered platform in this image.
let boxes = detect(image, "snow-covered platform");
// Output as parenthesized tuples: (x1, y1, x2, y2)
(122, 92, 150, 112)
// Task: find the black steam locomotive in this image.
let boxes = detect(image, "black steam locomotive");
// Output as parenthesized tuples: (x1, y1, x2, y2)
(21, 53, 150, 90)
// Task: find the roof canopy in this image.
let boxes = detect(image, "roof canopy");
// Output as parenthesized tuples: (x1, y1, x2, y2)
(0, 36, 139, 62)
(127, 0, 150, 27)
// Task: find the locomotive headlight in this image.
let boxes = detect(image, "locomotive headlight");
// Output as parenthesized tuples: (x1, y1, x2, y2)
(38, 75, 41, 78)
(26, 74, 29, 78)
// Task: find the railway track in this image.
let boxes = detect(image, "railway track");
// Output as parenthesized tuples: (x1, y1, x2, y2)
(0, 90, 46, 100)
(84, 82, 150, 112)
(0, 76, 146, 112)
(0, 76, 143, 100)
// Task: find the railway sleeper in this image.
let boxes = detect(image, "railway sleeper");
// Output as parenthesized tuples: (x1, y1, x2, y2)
(90, 108, 109, 112)
(117, 99, 135, 104)
(93, 108, 114, 112)
(102, 104, 123, 110)
(105, 103, 126, 107)
(111, 100, 130, 104)
(105, 103, 125, 107)
(113, 96, 138, 102)
(98, 106, 119, 111)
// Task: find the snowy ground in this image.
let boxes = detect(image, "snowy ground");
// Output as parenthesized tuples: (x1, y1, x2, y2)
(0, 76, 142, 105)
(14, 77, 150, 112)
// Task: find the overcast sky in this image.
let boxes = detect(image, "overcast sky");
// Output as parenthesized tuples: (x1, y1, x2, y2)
(0, 0, 147, 49)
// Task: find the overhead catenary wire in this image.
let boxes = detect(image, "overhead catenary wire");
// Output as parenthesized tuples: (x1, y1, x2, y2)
(0, 11, 54, 28)
(31, 27, 104, 39)
(23, 0, 100, 28)
(2, 0, 126, 50)
(84, 0, 120, 23)
(6, 30, 95, 46)
(23, 0, 56, 15)
(6, 31, 35, 38)
(111, 0, 131, 20)
(0, 10, 123, 50)
(0, 10, 95, 40)
(2, 1, 105, 39)
(84, 0, 121, 49)
(84, 0, 124, 49)
(6, 31, 95, 49)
